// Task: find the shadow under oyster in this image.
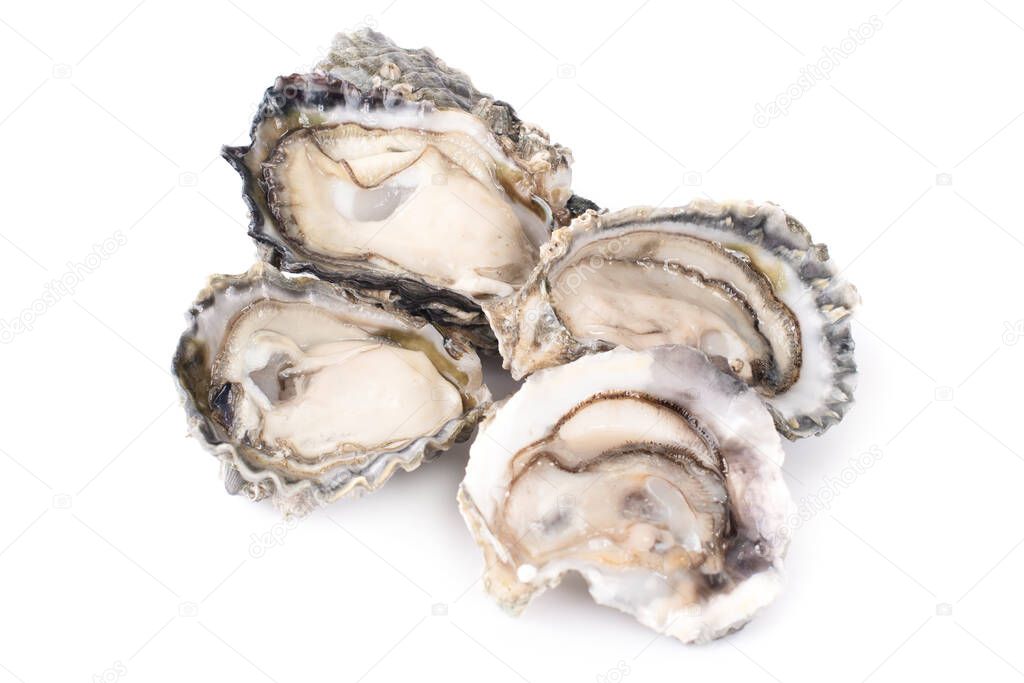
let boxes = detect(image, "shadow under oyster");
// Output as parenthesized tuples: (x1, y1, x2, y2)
(173, 262, 490, 514)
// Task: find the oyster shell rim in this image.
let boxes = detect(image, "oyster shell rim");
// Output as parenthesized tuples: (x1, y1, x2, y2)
(221, 74, 492, 339)
(456, 344, 793, 644)
(483, 200, 860, 439)
(221, 70, 569, 348)
(172, 261, 491, 514)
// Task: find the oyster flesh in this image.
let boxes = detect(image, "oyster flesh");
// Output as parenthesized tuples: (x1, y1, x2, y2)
(458, 345, 792, 644)
(173, 262, 489, 513)
(484, 201, 859, 438)
(224, 30, 575, 345)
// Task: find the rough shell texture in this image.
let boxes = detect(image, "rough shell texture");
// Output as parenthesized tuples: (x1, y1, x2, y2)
(223, 74, 476, 335)
(315, 28, 575, 219)
(458, 345, 793, 643)
(222, 69, 564, 349)
(173, 262, 490, 515)
(484, 200, 859, 439)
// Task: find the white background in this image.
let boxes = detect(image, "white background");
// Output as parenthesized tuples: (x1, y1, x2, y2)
(1, 1, 1022, 681)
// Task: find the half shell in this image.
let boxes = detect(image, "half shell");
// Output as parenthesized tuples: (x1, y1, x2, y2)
(173, 262, 490, 514)
(458, 345, 792, 643)
(484, 201, 859, 438)
(224, 30, 576, 346)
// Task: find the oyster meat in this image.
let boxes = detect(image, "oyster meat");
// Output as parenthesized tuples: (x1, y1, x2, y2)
(224, 30, 575, 345)
(173, 263, 489, 513)
(484, 201, 859, 438)
(458, 345, 792, 644)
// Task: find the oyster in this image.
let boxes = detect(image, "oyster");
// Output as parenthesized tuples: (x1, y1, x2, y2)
(458, 345, 791, 644)
(484, 201, 859, 438)
(223, 30, 575, 346)
(173, 262, 489, 514)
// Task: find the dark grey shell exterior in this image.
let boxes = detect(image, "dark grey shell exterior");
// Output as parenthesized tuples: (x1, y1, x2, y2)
(315, 29, 576, 216)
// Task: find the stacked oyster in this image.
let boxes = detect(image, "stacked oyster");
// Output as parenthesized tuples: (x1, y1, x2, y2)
(173, 30, 858, 642)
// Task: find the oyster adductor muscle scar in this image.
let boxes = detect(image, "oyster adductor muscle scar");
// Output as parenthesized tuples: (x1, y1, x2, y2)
(458, 345, 793, 644)
(173, 262, 490, 514)
(483, 201, 860, 438)
(223, 29, 578, 346)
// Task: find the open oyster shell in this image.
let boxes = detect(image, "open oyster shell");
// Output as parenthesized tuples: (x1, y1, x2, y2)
(458, 345, 792, 644)
(224, 30, 576, 347)
(484, 201, 859, 439)
(173, 262, 489, 514)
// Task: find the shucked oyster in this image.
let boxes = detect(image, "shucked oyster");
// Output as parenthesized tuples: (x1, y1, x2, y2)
(173, 262, 489, 513)
(458, 345, 792, 644)
(484, 201, 859, 438)
(224, 30, 574, 346)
